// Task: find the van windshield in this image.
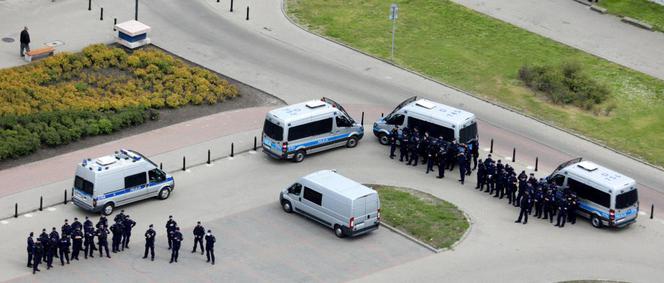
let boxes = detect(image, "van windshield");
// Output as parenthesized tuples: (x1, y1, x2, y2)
(263, 119, 283, 141)
(74, 176, 94, 195)
(616, 189, 638, 209)
(459, 122, 478, 144)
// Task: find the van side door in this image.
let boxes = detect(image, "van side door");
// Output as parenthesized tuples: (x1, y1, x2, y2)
(121, 172, 148, 204)
(148, 168, 168, 196)
(300, 186, 330, 226)
(287, 183, 303, 210)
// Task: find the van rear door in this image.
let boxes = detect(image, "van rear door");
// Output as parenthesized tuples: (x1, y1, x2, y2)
(352, 193, 380, 230)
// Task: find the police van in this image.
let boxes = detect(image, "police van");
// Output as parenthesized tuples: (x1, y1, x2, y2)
(279, 170, 380, 238)
(72, 149, 174, 215)
(262, 97, 364, 162)
(373, 96, 478, 145)
(547, 158, 639, 228)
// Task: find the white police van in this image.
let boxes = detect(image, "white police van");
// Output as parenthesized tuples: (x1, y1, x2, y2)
(373, 97, 478, 145)
(72, 149, 174, 215)
(262, 97, 364, 162)
(548, 158, 639, 228)
(279, 170, 380, 238)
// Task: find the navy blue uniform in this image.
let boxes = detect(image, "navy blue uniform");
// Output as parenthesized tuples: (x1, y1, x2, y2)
(567, 195, 578, 225)
(205, 233, 216, 264)
(166, 218, 177, 249)
(475, 161, 485, 190)
(533, 188, 544, 218)
(58, 236, 70, 265)
(192, 224, 205, 254)
(32, 242, 43, 274)
(110, 222, 124, 252)
(71, 229, 83, 260)
(436, 144, 447, 179)
(96, 227, 111, 258)
(484, 162, 495, 193)
(457, 147, 467, 184)
(407, 136, 420, 166)
(399, 132, 409, 162)
(515, 193, 532, 224)
(143, 227, 156, 261)
(388, 128, 398, 159)
(122, 218, 136, 249)
(170, 231, 183, 263)
(84, 228, 95, 258)
(556, 199, 569, 227)
(27, 235, 34, 268)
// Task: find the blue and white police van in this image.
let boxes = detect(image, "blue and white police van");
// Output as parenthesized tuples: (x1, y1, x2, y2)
(373, 96, 478, 145)
(72, 149, 174, 215)
(262, 97, 364, 162)
(548, 158, 639, 228)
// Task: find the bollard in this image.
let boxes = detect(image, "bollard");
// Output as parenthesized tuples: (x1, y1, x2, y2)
(160, 162, 163, 170)
(40, 196, 43, 211)
(88, 0, 91, 11)
(361, 112, 364, 125)
(217, 0, 219, 2)
(246, 6, 249, 20)
(231, 143, 235, 157)
(113, 18, 117, 31)
(64, 190, 68, 205)
(253, 136, 257, 151)
(381, 113, 384, 117)
(652, 204, 654, 219)
(14, 203, 18, 218)
(230, 0, 234, 12)
(100, 7, 104, 21)
(512, 148, 516, 162)
(207, 150, 211, 164)
(182, 156, 186, 171)
(71, 188, 74, 198)
(490, 139, 494, 154)
(534, 157, 539, 172)
(135, 0, 139, 20)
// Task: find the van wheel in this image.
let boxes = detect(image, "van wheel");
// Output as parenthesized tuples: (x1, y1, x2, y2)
(158, 187, 171, 200)
(282, 200, 293, 213)
(378, 133, 389, 145)
(293, 150, 306, 163)
(591, 215, 603, 228)
(102, 203, 114, 216)
(334, 225, 345, 238)
(346, 136, 359, 148)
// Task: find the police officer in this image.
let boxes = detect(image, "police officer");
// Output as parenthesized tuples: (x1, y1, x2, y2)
(114, 209, 126, 224)
(457, 145, 467, 184)
(84, 225, 95, 259)
(58, 235, 70, 266)
(45, 231, 56, 269)
(533, 186, 544, 218)
(166, 216, 177, 250)
(71, 227, 83, 261)
(83, 216, 94, 232)
(143, 224, 156, 261)
(543, 186, 554, 222)
(475, 159, 485, 190)
(27, 232, 35, 268)
(407, 133, 420, 166)
(494, 168, 505, 198)
(110, 220, 124, 253)
(425, 140, 436, 174)
(170, 227, 183, 263)
(205, 230, 216, 265)
(61, 219, 72, 238)
(388, 127, 398, 159)
(419, 131, 429, 165)
(447, 140, 457, 171)
(96, 225, 111, 258)
(516, 171, 528, 207)
(484, 159, 495, 193)
(507, 172, 517, 205)
(96, 215, 107, 229)
(49, 227, 60, 261)
(71, 217, 82, 233)
(32, 239, 43, 274)
(122, 215, 136, 249)
(555, 197, 569, 228)
(192, 221, 205, 254)
(436, 141, 448, 179)
(463, 144, 471, 176)
(567, 193, 578, 225)
(515, 191, 532, 224)
(398, 128, 409, 162)
(470, 138, 479, 170)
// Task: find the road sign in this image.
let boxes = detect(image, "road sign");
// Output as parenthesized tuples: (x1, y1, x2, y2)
(389, 3, 398, 21)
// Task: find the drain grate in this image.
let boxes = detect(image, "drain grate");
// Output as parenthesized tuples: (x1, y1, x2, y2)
(2, 37, 15, 43)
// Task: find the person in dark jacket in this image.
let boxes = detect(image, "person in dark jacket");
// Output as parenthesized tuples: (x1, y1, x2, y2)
(515, 191, 532, 224)
(20, 26, 30, 57)
(388, 127, 398, 159)
(96, 226, 111, 258)
(71, 217, 83, 233)
(110, 220, 124, 253)
(192, 221, 205, 254)
(205, 230, 216, 265)
(143, 224, 156, 261)
(170, 227, 183, 263)
(84, 227, 95, 259)
(122, 215, 136, 249)
(27, 232, 35, 268)
(166, 216, 177, 249)
(58, 235, 70, 266)
(71, 228, 83, 260)
(32, 239, 43, 274)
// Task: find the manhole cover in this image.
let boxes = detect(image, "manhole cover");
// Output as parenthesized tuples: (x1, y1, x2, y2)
(2, 37, 14, 43)
(44, 40, 64, 47)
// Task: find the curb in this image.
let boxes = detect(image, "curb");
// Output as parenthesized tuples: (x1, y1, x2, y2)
(379, 222, 440, 253)
(621, 17, 654, 31)
(281, 0, 664, 176)
(571, 0, 657, 32)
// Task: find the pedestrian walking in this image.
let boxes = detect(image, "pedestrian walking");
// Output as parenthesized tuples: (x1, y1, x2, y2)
(143, 224, 156, 261)
(20, 26, 30, 57)
(205, 230, 216, 265)
(169, 227, 183, 263)
(166, 216, 177, 250)
(192, 221, 205, 254)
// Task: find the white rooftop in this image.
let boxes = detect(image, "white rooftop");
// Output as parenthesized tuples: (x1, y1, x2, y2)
(403, 99, 475, 126)
(82, 149, 145, 174)
(303, 170, 375, 200)
(115, 20, 151, 36)
(565, 161, 636, 191)
(268, 100, 339, 124)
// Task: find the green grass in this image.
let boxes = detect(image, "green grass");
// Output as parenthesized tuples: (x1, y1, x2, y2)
(287, 0, 664, 167)
(370, 184, 469, 249)
(599, 0, 664, 32)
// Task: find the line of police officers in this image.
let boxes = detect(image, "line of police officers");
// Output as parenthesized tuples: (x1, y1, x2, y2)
(387, 126, 578, 227)
(26, 211, 217, 274)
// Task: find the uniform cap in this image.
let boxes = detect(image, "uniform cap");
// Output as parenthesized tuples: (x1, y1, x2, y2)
(149, 224, 153, 228)
(207, 229, 211, 233)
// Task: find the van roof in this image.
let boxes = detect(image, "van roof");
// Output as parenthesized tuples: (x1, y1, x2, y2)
(563, 161, 636, 191)
(402, 99, 475, 126)
(268, 100, 340, 124)
(79, 149, 152, 176)
(302, 170, 375, 200)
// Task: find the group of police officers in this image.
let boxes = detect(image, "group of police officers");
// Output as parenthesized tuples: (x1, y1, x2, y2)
(387, 126, 579, 227)
(26, 211, 217, 275)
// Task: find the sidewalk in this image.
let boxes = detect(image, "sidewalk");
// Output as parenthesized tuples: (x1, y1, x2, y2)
(452, 0, 664, 80)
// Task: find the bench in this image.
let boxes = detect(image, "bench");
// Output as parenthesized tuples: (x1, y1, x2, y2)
(24, 46, 55, 62)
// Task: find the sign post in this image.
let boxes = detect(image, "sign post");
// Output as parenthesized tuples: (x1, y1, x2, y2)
(389, 3, 398, 62)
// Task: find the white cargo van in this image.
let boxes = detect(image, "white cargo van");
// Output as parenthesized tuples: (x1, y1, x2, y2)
(373, 96, 478, 145)
(279, 170, 380, 238)
(262, 97, 364, 162)
(547, 158, 639, 228)
(72, 149, 174, 215)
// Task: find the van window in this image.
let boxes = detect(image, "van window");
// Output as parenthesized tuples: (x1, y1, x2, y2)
(288, 183, 302, 195)
(303, 187, 322, 206)
(288, 118, 333, 141)
(263, 119, 283, 141)
(616, 189, 638, 209)
(551, 174, 565, 186)
(125, 172, 147, 189)
(336, 116, 353, 128)
(459, 122, 478, 143)
(148, 169, 166, 183)
(385, 114, 405, 126)
(407, 117, 454, 141)
(568, 178, 610, 207)
(74, 176, 94, 195)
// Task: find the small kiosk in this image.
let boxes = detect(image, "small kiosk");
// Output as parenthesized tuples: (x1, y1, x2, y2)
(114, 20, 151, 49)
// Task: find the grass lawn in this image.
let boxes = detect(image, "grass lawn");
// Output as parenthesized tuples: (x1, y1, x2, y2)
(599, 0, 664, 32)
(287, 0, 664, 167)
(370, 184, 469, 249)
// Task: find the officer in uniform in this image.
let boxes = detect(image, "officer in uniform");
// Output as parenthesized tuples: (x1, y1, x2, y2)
(114, 210, 126, 223)
(436, 141, 447, 179)
(32, 239, 43, 274)
(516, 171, 528, 207)
(533, 186, 544, 218)
(71, 217, 82, 233)
(456, 145, 467, 184)
(96, 225, 111, 258)
(494, 169, 506, 198)
(507, 172, 517, 205)
(96, 215, 108, 229)
(166, 216, 177, 250)
(470, 138, 479, 170)
(484, 159, 495, 193)
(475, 159, 485, 190)
(425, 140, 437, 174)
(71, 227, 83, 260)
(27, 232, 34, 268)
(49, 227, 60, 260)
(84, 225, 95, 259)
(170, 227, 183, 263)
(447, 140, 457, 171)
(398, 128, 409, 162)
(83, 216, 93, 231)
(555, 196, 569, 228)
(515, 191, 532, 224)
(419, 132, 429, 165)
(58, 235, 70, 266)
(61, 219, 72, 238)
(122, 215, 136, 249)
(143, 224, 156, 261)
(110, 220, 124, 253)
(543, 186, 554, 222)
(407, 133, 420, 166)
(205, 230, 216, 265)
(463, 144, 471, 176)
(45, 232, 56, 269)
(568, 193, 578, 225)
(192, 221, 205, 254)
(388, 127, 398, 159)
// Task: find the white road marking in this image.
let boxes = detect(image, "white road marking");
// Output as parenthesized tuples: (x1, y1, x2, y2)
(185, 169, 192, 173)
(1, 220, 8, 225)
(205, 163, 214, 167)
(24, 213, 33, 218)
(249, 151, 257, 155)
(639, 211, 646, 216)
(47, 207, 56, 212)
(483, 148, 490, 152)
(227, 157, 235, 161)
(504, 157, 512, 162)
(526, 166, 534, 170)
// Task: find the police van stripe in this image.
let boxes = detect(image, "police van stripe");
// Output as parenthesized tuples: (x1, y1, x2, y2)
(95, 177, 174, 201)
(288, 133, 351, 151)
